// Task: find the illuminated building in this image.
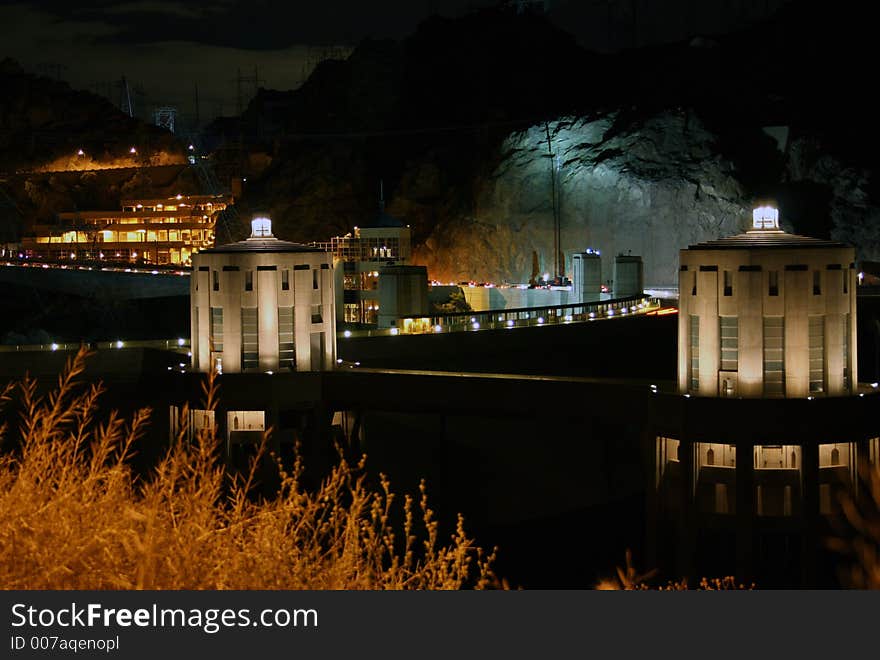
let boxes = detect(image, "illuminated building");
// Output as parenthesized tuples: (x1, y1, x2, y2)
(377, 265, 429, 329)
(190, 216, 336, 374)
(20, 193, 232, 265)
(650, 204, 877, 585)
(613, 254, 644, 298)
(314, 200, 412, 325)
(570, 249, 601, 303)
(677, 205, 857, 398)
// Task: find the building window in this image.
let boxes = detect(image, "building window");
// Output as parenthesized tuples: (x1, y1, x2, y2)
(768, 271, 779, 296)
(691, 271, 697, 296)
(281, 269, 290, 291)
(212, 271, 219, 291)
(723, 270, 733, 297)
(763, 316, 784, 396)
(245, 270, 253, 291)
(210, 307, 223, 353)
(720, 316, 738, 371)
(689, 314, 699, 391)
(313, 269, 319, 290)
(813, 270, 821, 295)
(241, 307, 258, 371)
(278, 306, 295, 369)
(311, 303, 323, 324)
(843, 313, 850, 391)
(844, 269, 849, 294)
(809, 315, 824, 393)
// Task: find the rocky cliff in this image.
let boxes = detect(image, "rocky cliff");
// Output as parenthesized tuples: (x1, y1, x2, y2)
(416, 111, 748, 286)
(4, 2, 880, 287)
(214, 2, 880, 287)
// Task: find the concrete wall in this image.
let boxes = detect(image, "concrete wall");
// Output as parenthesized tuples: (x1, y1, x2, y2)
(613, 255, 644, 298)
(678, 245, 857, 397)
(0, 264, 190, 299)
(431, 285, 588, 312)
(378, 265, 429, 328)
(571, 252, 602, 303)
(191, 249, 336, 373)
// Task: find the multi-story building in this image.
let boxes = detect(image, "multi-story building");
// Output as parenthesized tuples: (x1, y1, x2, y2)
(190, 216, 336, 375)
(650, 204, 877, 585)
(314, 207, 412, 325)
(677, 205, 857, 398)
(20, 193, 232, 266)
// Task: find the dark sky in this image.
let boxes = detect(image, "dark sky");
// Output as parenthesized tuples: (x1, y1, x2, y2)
(1, 1, 788, 124)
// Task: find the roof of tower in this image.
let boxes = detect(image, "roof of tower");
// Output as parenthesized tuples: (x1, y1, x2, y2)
(201, 216, 326, 254)
(202, 237, 326, 254)
(687, 230, 849, 251)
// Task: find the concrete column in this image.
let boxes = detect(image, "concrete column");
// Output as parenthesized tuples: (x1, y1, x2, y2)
(677, 266, 690, 392)
(696, 269, 719, 396)
(676, 438, 696, 583)
(784, 270, 809, 397)
(322, 264, 337, 368)
(293, 266, 312, 372)
(849, 268, 858, 387)
(257, 269, 279, 371)
(222, 269, 242, 374)
(735, 442, 755, 585)
(738, 270, 764, 397)
(801, 442, 819, 586)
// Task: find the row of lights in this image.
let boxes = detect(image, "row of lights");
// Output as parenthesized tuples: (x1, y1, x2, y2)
(339, 299, 653, 337)
(77, 147, 138, 156)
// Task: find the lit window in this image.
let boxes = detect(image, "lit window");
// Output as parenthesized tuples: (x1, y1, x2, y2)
(720, 316, 738, 371)
(210, 307, 224, 353)
(763, 317, 784, 396)
(689, 315, 699, 392)
(809, 315, 824, 393)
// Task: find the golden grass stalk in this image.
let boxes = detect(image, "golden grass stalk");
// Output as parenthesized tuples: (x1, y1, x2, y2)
(0, 347, 496, 590)
(828, 458, 880, 589)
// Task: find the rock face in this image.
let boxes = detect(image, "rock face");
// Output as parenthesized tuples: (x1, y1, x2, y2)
(785, 136, 880, 264)
(415, 111, 749, 287)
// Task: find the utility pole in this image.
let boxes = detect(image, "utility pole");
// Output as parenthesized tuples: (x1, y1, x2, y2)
(545, 122, 562, 281)
(116, 76, 134, 117)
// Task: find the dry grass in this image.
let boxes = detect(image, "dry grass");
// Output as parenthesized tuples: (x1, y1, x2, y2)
(828, 459, 880, 589)
(595, 551, 752, 590)
(0, 347, 496, 590)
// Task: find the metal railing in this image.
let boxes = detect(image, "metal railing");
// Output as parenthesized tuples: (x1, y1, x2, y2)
(340, 295, 661, 338)
(0, 338, 191, 353)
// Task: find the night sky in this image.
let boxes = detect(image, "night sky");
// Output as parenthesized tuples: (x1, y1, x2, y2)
(1, 1, 789, 123)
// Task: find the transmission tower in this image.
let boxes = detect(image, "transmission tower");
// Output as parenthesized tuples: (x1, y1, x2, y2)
(233, 66, 263, 115)
(152, 106, 178, 134)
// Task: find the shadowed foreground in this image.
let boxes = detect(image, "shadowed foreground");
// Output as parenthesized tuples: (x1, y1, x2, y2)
(0, 349, 495, 590)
